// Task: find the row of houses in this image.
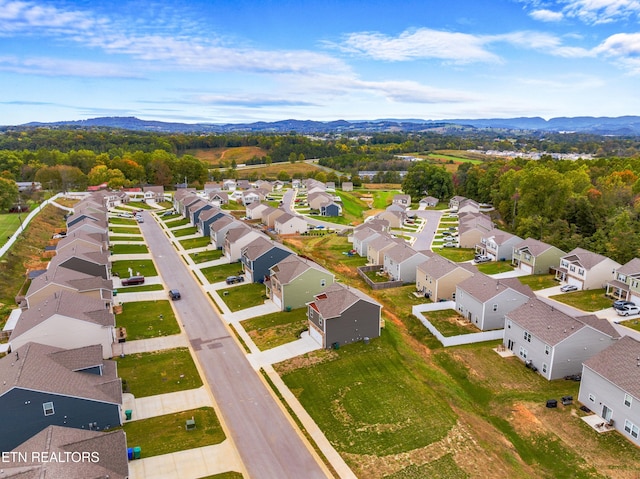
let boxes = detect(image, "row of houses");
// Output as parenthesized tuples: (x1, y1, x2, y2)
(0, 192, 128, 475)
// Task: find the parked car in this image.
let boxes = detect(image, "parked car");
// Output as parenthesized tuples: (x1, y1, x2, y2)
(474, 256, 492, 264)
(225, 275, 245, 285)
(118, 213, 133, 218)
(169, 289, 181, 300)
(121, 275, 145, 286)
(136, 217, 144, 223)
(443, 242, 458, 248)
(613, 300, 636, 310)
(616, 305, 640, 316)
(560, 284, 578, 292)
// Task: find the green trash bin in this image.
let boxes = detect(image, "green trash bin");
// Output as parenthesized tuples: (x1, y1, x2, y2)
(125, 409, 132, 420)
(332, 342, 340, 350)
(133, 446, 141, 459)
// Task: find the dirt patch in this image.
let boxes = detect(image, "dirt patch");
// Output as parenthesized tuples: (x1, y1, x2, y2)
(273, 349, 338, 375)
(509, 402, 546, 436)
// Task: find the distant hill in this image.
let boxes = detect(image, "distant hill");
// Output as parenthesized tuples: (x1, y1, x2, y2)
(10, 115, 640, 135)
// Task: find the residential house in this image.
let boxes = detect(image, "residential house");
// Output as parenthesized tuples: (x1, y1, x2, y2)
(449, 195, 467, 210)
(237, 179, 251, 190)
(504, 298, 620, 380)
(204, 182, 222, 195)
(183, 197, 208, 222)
(320, 202, 342, 217)
(209, 191, 229, 206)
(222, 179, 237, 191)
(242, 190, 263, 206)
(476, 228, 523, 262)
(254, 180, 273, 192)
(420, 196, 439, 207)
(9, 291, 115, 359)
(458, 198, 481, 214)
(457, 212, 494, 249)
(308, 191, 333, 211)
(66, 216, 108, 237)
(263, 207, 287, 228)
(342, 182, 353, 191)
(241, 237, 293, 283)
(354, 218, 389, 233)
(375, 209, 405, 228)
(49, 243, 110, 280)
(274, 213, 308, 235)
(367, 234, 403, 265)
(246, 202, 270, 220)
(416, 255, 477, 301)
(224, 227, 264, 262)
(265, 255, 335, 311)
(67, 210, 107, 230)
(292, 179, 302, 189)
(325, 181, 336, 191)
(606, 258, 640, 303)
(188, 199, 213, 225)
(176, 193, 200, 216)
(56, 231, 109, 255)
(5, 426, 128, 479)
(142, 185, 164, 202)
(307, 283, 382, 349)
(455, 274, 534, 330)
(555, 248, 621, 290)
(210, 216, 243, 249)
(511, 238, 566, 275)
(0, 342, 122, 452)
(197, 207, 226, 237)
(383, 243, 430, 283)
(392, 194, 411, 208)
(172, 188, 196, 211)
(352, 227, 382, 257)
(578, 336, 640, 446)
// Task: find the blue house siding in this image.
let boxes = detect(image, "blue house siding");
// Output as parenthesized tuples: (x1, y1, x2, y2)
(0, 388, 121, 452)
(200, 212, 226, 237)
(192, 204, 213, 225)
(249, 249, 292, 283)
(321, 203, 341, 217)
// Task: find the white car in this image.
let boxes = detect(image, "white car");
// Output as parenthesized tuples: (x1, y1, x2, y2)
(616, 305, 640, 316)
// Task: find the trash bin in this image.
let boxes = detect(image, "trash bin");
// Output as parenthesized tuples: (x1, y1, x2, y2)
(133, 446, 141, 459)
(285, 306, 292, 312)
(546, 399, 558, 408)
(127, 448, 133, 460)
(113, 289, 118, 296)
(332, 342, 340, 350)
(125, 409, 132, 420)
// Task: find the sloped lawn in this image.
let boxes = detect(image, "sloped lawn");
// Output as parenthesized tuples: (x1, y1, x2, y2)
(242, 308, 308, 350)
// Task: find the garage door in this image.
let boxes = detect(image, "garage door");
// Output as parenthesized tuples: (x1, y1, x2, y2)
(309, 323, 324, 347)
(272, 294, 282, 310)
(520, 263, 533, 274)
(568, 277, 583, 289)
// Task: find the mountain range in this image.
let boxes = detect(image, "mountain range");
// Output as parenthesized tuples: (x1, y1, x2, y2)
(10, 115, 640, 135)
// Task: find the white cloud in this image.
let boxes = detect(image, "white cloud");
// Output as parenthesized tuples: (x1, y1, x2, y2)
(0, 55, 143, 78)
(562, 0, 640, 24)
(529, 9, 565, 21)
(593, 32, 640, 73)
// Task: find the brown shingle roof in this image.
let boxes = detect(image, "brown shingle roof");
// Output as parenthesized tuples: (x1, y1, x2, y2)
(562, 247, 615, 270)
(513, 237, 558, 257)
(199, 207, 224, 222)
(458, 274, 534, 302)
(26, 267, 113, 298)
(417, 254, 478, 279)
(384, 243, 423, 264)
(270, 255, 332, 285)
(242, 237, 291, 261)
(616, 258, 640, 276)
(583, 336, 640, 400)
(311, 283, 380, 319)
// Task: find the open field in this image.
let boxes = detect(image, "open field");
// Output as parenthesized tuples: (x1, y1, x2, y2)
(111, 259, 158, 277)
(475, 261, 514, 275)
(111, 244, 149, 255)
(188, 146, 268, 164)
(242, 308, 308, 350)
(201, 262, 243, 284)
(115, 300, 180, 340)
(518, 274, 558, 291)
(218, 283, 267, 312)
(0, 213, 23, 247)
(190, 249, 223, 263)
(549, 288, 612, 312)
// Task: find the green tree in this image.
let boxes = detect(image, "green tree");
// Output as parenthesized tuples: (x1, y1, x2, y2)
(401, 162, 454, 199)
(0, 177, 19, 211)
(289, 152, 297, 163)
(277, 170, 291, 181)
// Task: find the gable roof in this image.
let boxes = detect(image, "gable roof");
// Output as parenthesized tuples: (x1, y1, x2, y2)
(198, 207, 224, 222)
(26, 267, 113, 298)
(225, 225, 252, 243)
(0, 343, 121, 404)
(561, 247, 616, 270)
(616, 258, 640, 275)
(368, 234, 403, 252)
(51, 243, 110, 267)
(507, 298, 619, 346)
(513, 237, 560, 256)
(417, 254, 478, 279)
(143, 185, 164, 194)
(270, 255, 333, 285)
(275, 212, 302, 225)
(583, 336, 640, 400)
(209, 215, 235, 232)
(484, 228, 520, 245)
(353, 227, 381, 242)
(458, 274, 534, 302)
(354, 218, 389, 233)
(385, 243, 423, 264)
(310, 283, 380, 319)
(11, 290, 114, 339)
(7, 426, 128, 479)
(242, 237, 290, 261)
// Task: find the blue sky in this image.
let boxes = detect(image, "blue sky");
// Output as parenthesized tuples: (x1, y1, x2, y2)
(1, 0, 640, 125)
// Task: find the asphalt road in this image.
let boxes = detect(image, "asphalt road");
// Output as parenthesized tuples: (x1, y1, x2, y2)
(410, 209, 444, 251)
(138, 212, 329, 479)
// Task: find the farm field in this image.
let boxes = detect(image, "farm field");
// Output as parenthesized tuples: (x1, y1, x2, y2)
(189, 146, 268, 164)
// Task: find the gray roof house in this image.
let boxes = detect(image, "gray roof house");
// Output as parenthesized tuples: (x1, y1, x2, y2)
(449, 195, 467, 210)
(578, 336, 640, 446)
(224, 226, 265, 262)
(419, 196, 439, 207)
(307, 283, 382, 349)
(197, 207, 226, 237)
(606, 258, 640, 304)
(504, 298, 619, 380)
(457, 212, 494, 249)
(209, 191, 229, 205)
(416, 254, 477, 301)
(511, 237, 566, 275)
(10, 291, 115, 359)
(210, 216, 244, 249)
(476, 228, 523, 262)
(66, 216, 108, 236)
(56, 231, 109, 255)
(382, 243, 430, 283)
(241, 237, 293, 283)
(352, 227, 382, 257)
(49, 243, 110, 280)
(392, 194, 411, 207)
(242, 190, 264, 206)
(187, 198, 213, 225)
(375, 209, 405, 228)
(265, 255, 335, 311)
(5, 425, 128, 479)
(142, 185, 164, 202)
(0, 342, 122, 452)
(367, 234, 403, 265)
(555, 248, 621, 290)
(455, 274, 534, 330)
(246, 202, 270, 220)
(274, 213, 308, 235)
(172, 188, 197, 210)
(320, 202, 342, 217)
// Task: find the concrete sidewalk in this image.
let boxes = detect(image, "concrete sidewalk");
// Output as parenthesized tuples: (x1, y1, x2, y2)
(129, 441, 243, 479)
(247, 331, 321, 370)
(115, 290, 167, 303)
(122, 387, 212, 421)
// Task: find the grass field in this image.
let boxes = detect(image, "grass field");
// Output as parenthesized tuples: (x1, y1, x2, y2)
(189, 146, 268, 164)
(166, 218, 190, 228)
(424, 309, 479, 336)
(109, 235, 143, 242)
(518, 274, 558, 291)
(115, 300, 180, 340)
(117, 348, 202, 398)
(189, 249, 223, 263)
(116, 284, 164, 293)
(549, 288, 612, 312)
(108, 217, 137, 225)
(109, 226, 140, 234)
(111, 244, 149, 255)
(173, 226, 198, 237)
(242, 308, 308, 350)
(475, 261, 514, 275)
(218, 283, 267, 312)
(0, 213, 23, 247)
(179, 237, 212, 249)
(201, 262, 243, 284)
(435, 248, 476, 262)
(121, 407, 225, 457)
(112, 260, 158, 277)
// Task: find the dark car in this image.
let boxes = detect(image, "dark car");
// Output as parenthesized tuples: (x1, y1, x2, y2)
(121, 275, 145, 286)
(225, 275, 245, 285)
(613, 300, 636, 310)
(169, 289, 181, 300)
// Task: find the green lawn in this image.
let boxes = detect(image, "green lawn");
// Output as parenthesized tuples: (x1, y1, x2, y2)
(336, 191, 370, 224)
(122, 408, 225, 458)
(307, 214, 351, 225)
(173, 226, 199, 237)
(364, 270, 391, 283)
(617, 318, 640, 332)
(109, 235, 144, 242)
(112, 259, 158, 277)
(127, 201, 156, 209)
(108, 217, 138, 225)
(385, 454, 468, 479)
(160, 214, 181, 221)
(190, 249, 223, 263)
(424, 309, 479, 337)
(0, 213, 22, 247)
(111, 244, 149, 255)
(435, 248, 476, 262)
(475, 261, 514, 275)
(518, 274, 558, 291)
(117, 348, 202, 397)
(166, 218, 190, 228)
(110, 226, 141, 234)
(242, 308, 308, 350)
(371, 190, 397, 209)
(116, 284, 164, 293)
(116, 300, 180, 340)
(201, 262, 243, 284)
(548, 288, 611, 312)
(218, 283, 267, 312)
(180, 237, 212, 249)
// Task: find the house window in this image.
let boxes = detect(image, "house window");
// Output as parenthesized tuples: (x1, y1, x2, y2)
(43, 402, 55, 416)
(588, 394, 595, 403)
(578, 268, 584, 276)
(519, 347, 528, 359)
(542, 363, 548, 374)
(545, 345, 550, 355)
(320, 279, 326, 287)
(506, 319, 511, 329)
(319, 317, 323, 327)
(523, 331, 531, 342)
(492, 304, 498, 312)
(624, 420, 639, 439)
(624, 394, 633, 408)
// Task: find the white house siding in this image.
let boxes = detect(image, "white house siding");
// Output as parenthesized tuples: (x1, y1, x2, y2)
(551, 329, 617, 380)
(579, 366, 640, 446)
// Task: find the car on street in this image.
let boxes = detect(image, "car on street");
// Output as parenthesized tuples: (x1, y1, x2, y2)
(225, 275, 245, 285)
(560, 284, 578, 292)
(616, 304, 640, 316)
(169, 289, 181, 300)
(613, 300, 636, 310)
